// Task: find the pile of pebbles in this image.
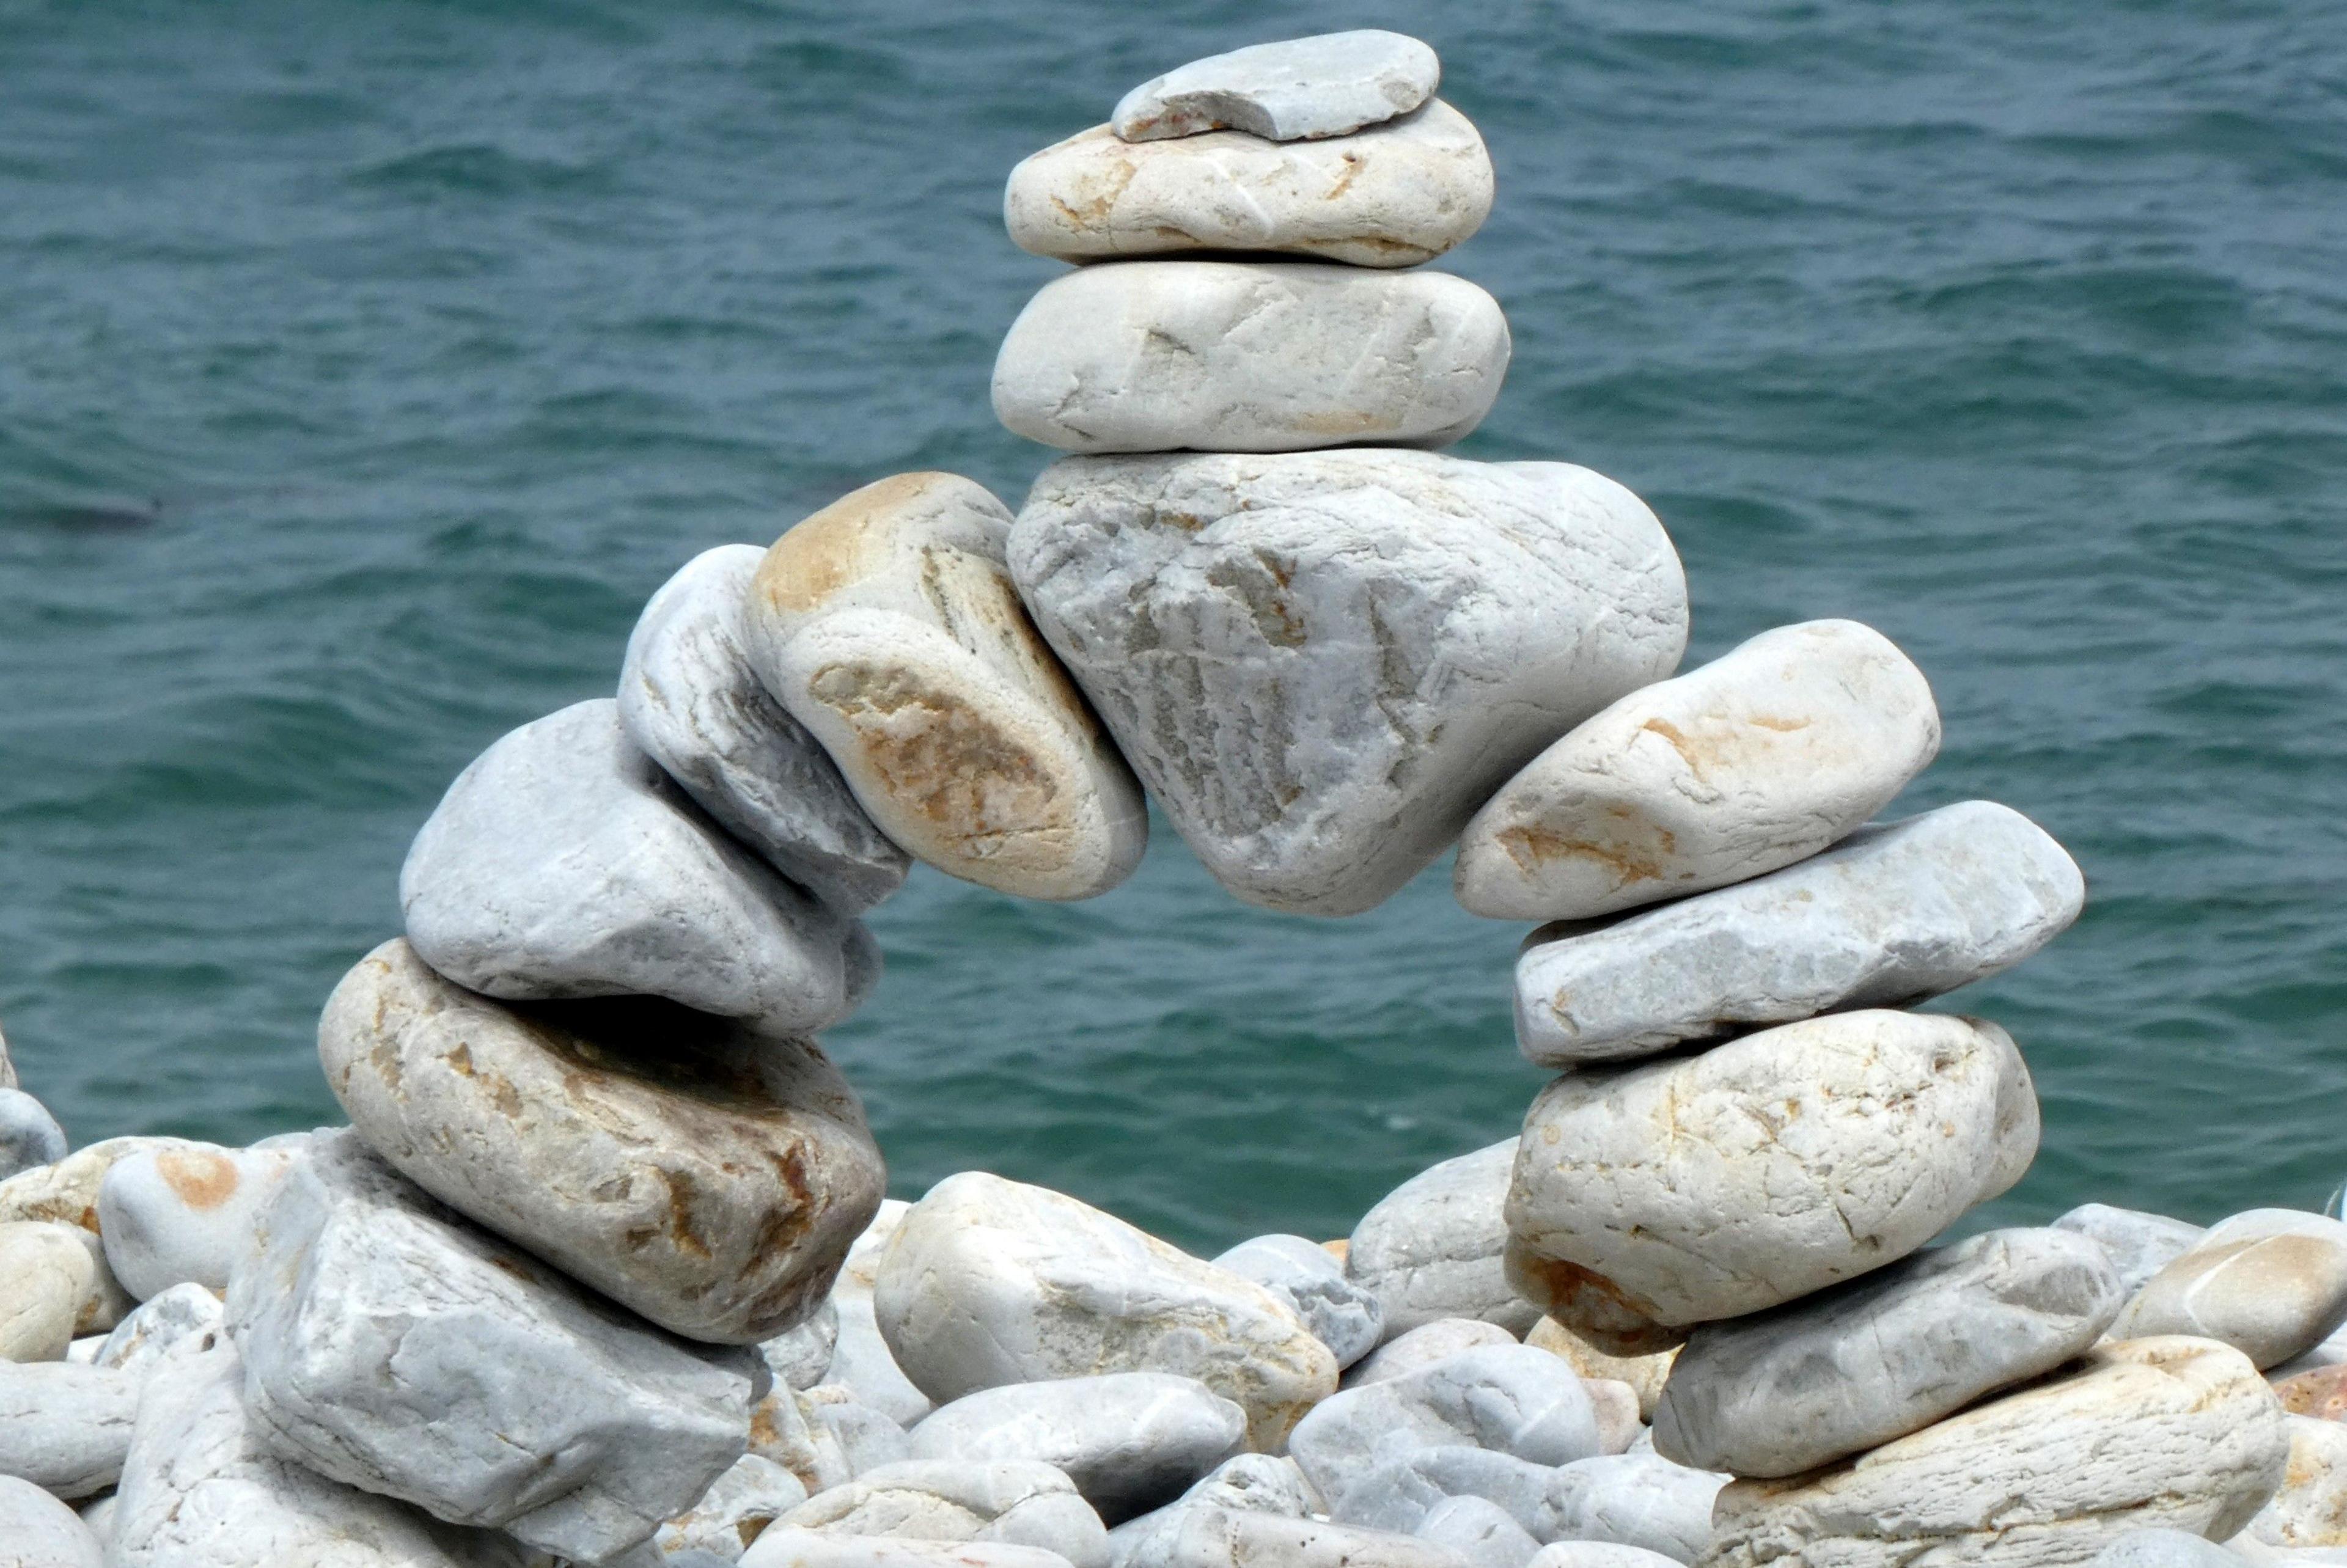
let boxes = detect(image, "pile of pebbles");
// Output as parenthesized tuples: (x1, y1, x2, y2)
(2, 27, 2344, 1568)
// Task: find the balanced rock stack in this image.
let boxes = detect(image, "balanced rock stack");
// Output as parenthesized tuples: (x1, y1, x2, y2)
(2, 28, 2343, 1568)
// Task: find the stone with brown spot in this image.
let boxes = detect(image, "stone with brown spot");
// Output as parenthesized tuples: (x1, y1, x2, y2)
(318, 938, 886, 1345)
(2278, 1364, 2347, 1421)
(2113, 1209, 2347, 1370)
(97, 1138, 306, 1300)
(743, 473, 1145, 902)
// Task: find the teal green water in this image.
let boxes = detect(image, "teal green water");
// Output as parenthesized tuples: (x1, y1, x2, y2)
(2, 2, 2342, 1255)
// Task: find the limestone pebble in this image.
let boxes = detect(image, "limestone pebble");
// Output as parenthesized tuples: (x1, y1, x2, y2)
(0, 1474, 104, 1568)
(2112, 1209, 2347, 1370)
(775, 1460, 1109, 1568)
(0, 1357, 139, 1498)
(97, 1138, 304, 1299)
(0, 1218, 95, 1361)
(0, 1086, 66, 1180)
(1112, 31, 1441, 143)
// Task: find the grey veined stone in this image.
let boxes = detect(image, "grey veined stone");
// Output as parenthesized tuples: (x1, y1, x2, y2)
(1213, 1233, 1386, 1368)
(620, 543, 910, 915)
(1112, 31, 1440, 143)
(402, 699, 878, 1036)
(2052, 1203, 2205, 1299)
(1010, 450, 1687, 917)
(993, 263, 1508, 455)
(1346, 1140, 1540, 1341)
(908, 1373, 1245, 1523)
(1513, 800, 2084, 1066)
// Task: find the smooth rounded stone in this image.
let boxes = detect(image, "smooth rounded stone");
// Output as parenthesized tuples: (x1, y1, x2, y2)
(1213, 1234, 1386, 1367)
(809, 1384, 915, 1478)
(994, 263, 1507, 456)
(1703, 1337, 2290, 1568)
(97, 1138, 302, 1300)
(908, 1373, 1245, 1523)
(1505, 1009, 2039, 1352)
(402, 699, 877, 1035)
(872, 1172, 1337, 1451)
(64, 1225, 132, 1335)
(0, 1086, 66, 1180)
(78, 1493, 117, 1548)
(778, 1460, 1108, 1568)
(1112, 30, 1439, 142)
(645, 1454, 810, 1564)
(229, 1130, 763, 1561)
(830, 1201, 935, 1427)
(766, 1299, 843, 1391)
(1290, 1344, 1601, 1507)
(746, 473, 1145, 904)
(1114, 1506, 1471, 1567)
(1651, 1226, 2125, 1478)
(2246, 1417, 2347, 1548)
(1348, 1319, 1522, 1388)
(1348, 1140, 1542, 1341)
(1511, 800, 2086, 1066)
(0, 1357, 138, 1497)
(1542, 1455, 1724, 1563)
(2093, 1531, 2249, 1567)
(0, 1218, 94, 1361)
(621, 544, 911, 915)
(1010, 451, 1687, 917)
(2055, 1203, 2208, 1298)
(1105, 1453, 1320, 1568)
(2114, 1211, 2347, 1371)
(320, 939, 886, 1344)
(0, 1473, 103, 1568)
(743, 1532, 1075, 1568)
(1007, 101, 1490, 269)
(1331, 1446, 1557, 1539)
(2275, 1325, 2347, 1384)
(1458, 620, 1939, 922)
(2279, 1365, 2347, 1421)
(0, 1134, 197, 1233)
(1585, 1380, 1642, 1456)
(1524, 1319, 1676, 1422)
(96, 1281, 226, 1376)
(1527, 1548, 1685, 1568)
(1419, 1495, 1542, 1568)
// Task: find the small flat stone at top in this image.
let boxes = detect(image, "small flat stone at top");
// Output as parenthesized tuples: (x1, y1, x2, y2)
(1112, 31, 1439, 144)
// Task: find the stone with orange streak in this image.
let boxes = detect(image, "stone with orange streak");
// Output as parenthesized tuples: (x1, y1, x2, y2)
(318, 938, 886, 1346)
(2112, 1209, 2347, 1370)
(742, 474, 1145, 903)
(1456, 620, 1942, 923)
(97, 1138, 305, 1300)
(992, 262, 1508, 455)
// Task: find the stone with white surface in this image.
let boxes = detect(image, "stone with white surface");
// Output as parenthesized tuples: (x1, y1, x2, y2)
(1506, 1009, 2038, 1352)
(777, 1460, 1107, 1568)
(744, 1534, 1075, 1568)
(1703, 1337, 2290, 1567)
(1511, 801, 2085, 1065)
(1419, 1495, 1541, 1568)
(1010, 450, 1686, 916)
(1526, 1548, 1684, 1568)
(743, 473, 1145, 901)
(1651, 1226, 2123, 1478)
(1108, 1506, 1469, 1567)
(0, 1135, 197, 1234)
(2092, 1532, 2247, 1568)
(1290, 1345, 1601, 1507)
(765, 1299, 842, 1391)
(994, 263, 1507, 456)
(641, 1454, 809, 1564)
(1007, 102, 1491, 269)
(908, 1373, 1244, 1522)
(0, 1218, 93, 1361)
(0, 1087, 65, 1181)
(828, 1201, 935, 1427)
(620, 544, 911, 914)
(1458, 620, 1940, 921)
(96, 1281, 226, 1376)
(229, 1130, 763, 1561)
(1214, 1234, 1385, 1367)
(2246, 1416, 2347, 1549)
(1348, 1142, 1540, 1341)
(1540, 1455, 1724, 1563)
(0, 1357, 138, 1497)
(1330, 1446, 1557, 1540)
(804, 1383, 913, 1477)
(0, 1473, 103, 1568)
(1524, 1319, 1675, 1422)
(1112, 31, 1439, 142)
(1348, 1319, 1521, 1388)
(873, 1173, 1335, 1450)
(1104, 1453, 1320, 1567)
(97, 1138, 303, 1300)
(2113, 1210, 2347, 1370)
(320, 938, 885, 1344)
(2054, 1203, 2205, 1299)
(1584, 1380, 1642, 1456)
(402, 700, 877, 1035)
(751, 1385, 853, 1498)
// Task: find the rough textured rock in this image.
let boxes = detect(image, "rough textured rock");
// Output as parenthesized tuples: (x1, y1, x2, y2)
(1541, 1454, 1725, 1562)
(98, 1138, 303, 1300)
(873, 1172, 1336, 1451)
(402, 700, 877, 1035)
(1109, 1506, 1469, 1567)
(1348, 1319, 1521, 1388)
(96, 1281, 227, 1376)
(0, 1473, 103, 1568)
(1511, 801, 2085, 1065)
(1010, 450, 1687, 916)
(0, 1218, 93, 1361)
(620, 544, 911, 914)
(1419, 1494, 1541, 1568)
(1348, 1141, 1539, 1341)
(1007, 102, 1491, 268)
(2246, 1416, 2347, 1548)
(2279, 1365, 2347, 1421)
(1107, 1453, 1320, 1564)
(1524, 1319, 1675, 1421)
(0, 1358, 138, 1497)
(778, 1460, 1107, 1568)
(0, 1087, 66, 1180)
(2054, 1203, 2205, 1299)
(765, 1299, 842, 1392)
(744, 1534, 1075, 1567)
(1213, 1234, 1385, 1367)
(229, 1130, 762, 1559)
(2114, 1210, 2347, 1370)
(908, 1373, 1245, 1522)
(2090, 1531, 2246, 1568)
(1652, 1227, 2124, 1478)
(1507, 1010, 2039, 1351)
(1457, 620, 1939, 921)
(743, 472, 1145, 901)
(1702, 1338, 2289, 1567)
(994, 263, 1507, 456)
(1290, 1345, 1601, 1508)
(320, 939, 885, 1344)
(1112, 31, 1439, 142)
(639, 1454, 809, 1564)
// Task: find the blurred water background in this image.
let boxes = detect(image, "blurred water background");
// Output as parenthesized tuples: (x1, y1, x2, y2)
(2, 0, 2342, 1251)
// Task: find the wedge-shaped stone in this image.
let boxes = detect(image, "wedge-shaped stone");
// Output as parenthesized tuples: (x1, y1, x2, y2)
(0, 1358, 137, 1498)
(622, 544, 911, 915)
(1458, 620, 1940, 921)
(1702, 1338, 2290, 1567)
(995, 264, 1507, 455)
(2114, 1209, 2347, 1370)
(907, 1374, 1245, 1523)
(1653, 1228, 2123, 1478)
(403, 700, 877, 1034)
(1007, 102, 1490, 269)
(872, 1172, 1335, 1450)
(0, 1474, 102, 1568)
(1011, 452, 1687, 915)
(98, 1139, 304, 1300)
(229, 1131, 760, 1560)
(1513, 800, 2083, 1064)
(1507, 1011, 2038, 1352)
(1112, 31, 1439, 142)
(321, 939, 886, 1344)
(743, 473, 1145, 901)
(778, 1460, 1107, 1568)
(1347, 1141, 1538, 1340)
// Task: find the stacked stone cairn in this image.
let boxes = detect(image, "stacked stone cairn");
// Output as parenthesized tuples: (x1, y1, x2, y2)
(5, 27, 2347, 1568)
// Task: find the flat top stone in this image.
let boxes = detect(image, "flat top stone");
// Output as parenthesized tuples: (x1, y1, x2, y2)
(1113, 31, 1439, 144)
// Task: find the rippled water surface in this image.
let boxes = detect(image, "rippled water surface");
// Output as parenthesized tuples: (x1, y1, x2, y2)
(2, 1, 2342, 1251)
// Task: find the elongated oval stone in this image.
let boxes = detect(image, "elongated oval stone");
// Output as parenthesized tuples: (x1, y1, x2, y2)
(2112, 1208, 2347, 1369)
